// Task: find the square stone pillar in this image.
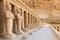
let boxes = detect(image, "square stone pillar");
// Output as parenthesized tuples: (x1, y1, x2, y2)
(0, 0, 6, 38)
(27, 13, 31, 30)
(22, 10, 24, 30)
(29, 14, 32, 29)
(13, 7, 18, 34)
(25, 12, 28, 28)
(27, 14, 31, 30)
(23, 11, 29, 32)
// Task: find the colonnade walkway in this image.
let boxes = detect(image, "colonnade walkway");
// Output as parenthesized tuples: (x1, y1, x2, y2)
(0, 24, 59, 40)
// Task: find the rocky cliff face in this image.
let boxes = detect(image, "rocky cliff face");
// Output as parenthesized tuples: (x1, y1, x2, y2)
(21, 0, 60, 24)
(21, 0, 60, 12)
(21, 0, 60, 30)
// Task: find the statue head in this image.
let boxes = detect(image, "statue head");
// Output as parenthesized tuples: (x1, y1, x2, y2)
(17, 8, 21, 13)
(6, 2, 11, 11)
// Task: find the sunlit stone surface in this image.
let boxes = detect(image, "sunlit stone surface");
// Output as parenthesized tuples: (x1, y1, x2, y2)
(0, 25, 58, 40)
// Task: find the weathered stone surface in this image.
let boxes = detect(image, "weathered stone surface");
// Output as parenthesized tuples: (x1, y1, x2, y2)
(21, 0, 60, 32)
(21, 0, 60, 11)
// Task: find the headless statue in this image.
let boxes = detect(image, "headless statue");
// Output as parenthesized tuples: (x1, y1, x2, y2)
(16, 8, 24, 34)
(4, 2, 16, 38)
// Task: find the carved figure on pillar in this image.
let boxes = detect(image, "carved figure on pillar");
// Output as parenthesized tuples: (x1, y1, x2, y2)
(4, 2, 16, 38)
(16, 8, 24, 34)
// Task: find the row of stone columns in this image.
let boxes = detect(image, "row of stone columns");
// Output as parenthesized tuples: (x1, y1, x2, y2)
(0, 0, 25, 38)
(0, 0, 41, 38)
(26, 14, 40, 29)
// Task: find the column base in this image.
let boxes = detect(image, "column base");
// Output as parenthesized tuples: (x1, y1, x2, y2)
(23, 28, 29, 32)
(17, 30, 24, 35)
(4, 33, 16, 39)
(0, 33, 5, 38)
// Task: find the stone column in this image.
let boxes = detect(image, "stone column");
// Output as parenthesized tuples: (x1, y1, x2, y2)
(32, 15, 34, 28)
(35, 17, 37, 28)
(28, 14, 31, 29)
(15, 8, 24, 34)
(23, 12, 28, 32)
(0, 0, 6, 38)
(36, 18, 38, 28)
(30, 15, 32, 29)
(13, 7, 18, 34)
(22, 10, 24, 30)
(33, 17, 35, 28)
(36, 18, 38, 27)
(33, 16, 35, 28)
(4, 2, 16, 38)
(38, 19, 40, 27)
(25, 12, 28, 31)
(28, 13, 30, 30)
(37, 18, 39, 27)
(37, 19, 39, 27)
(30, 14, 32, 29)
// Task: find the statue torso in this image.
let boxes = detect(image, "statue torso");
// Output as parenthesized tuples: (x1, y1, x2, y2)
(5, 10, 15, 19)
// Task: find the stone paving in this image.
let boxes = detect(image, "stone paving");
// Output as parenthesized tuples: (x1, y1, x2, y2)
(0, 25, 58, 40)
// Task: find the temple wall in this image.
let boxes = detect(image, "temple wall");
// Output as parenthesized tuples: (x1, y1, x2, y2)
(0, 0, 40, 38)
